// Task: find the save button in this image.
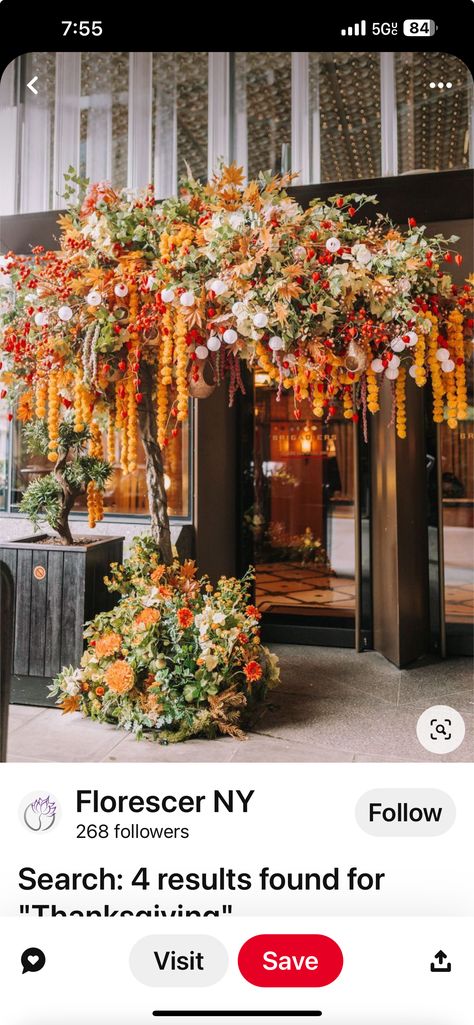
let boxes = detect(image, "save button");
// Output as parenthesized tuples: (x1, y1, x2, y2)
(238, 934, 343, 987)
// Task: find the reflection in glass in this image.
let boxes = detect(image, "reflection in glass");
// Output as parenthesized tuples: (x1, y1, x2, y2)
(80, 52, 129, 190)
(396, 52, 471, 174)
(441, 351, 474, 625)
(251, 383, 355, 619)
(12, 418, 190, 520)
(153, 52, 208, 192)
(311, 52, 381, 182)
(232, 53, 291, 180)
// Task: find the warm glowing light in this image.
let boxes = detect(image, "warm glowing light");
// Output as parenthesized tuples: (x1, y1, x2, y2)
(300, 434, 312, 454)
(164, 473, 171, 491)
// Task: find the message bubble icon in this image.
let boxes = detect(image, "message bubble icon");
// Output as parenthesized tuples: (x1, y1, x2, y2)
(356, 789, 456, 836)
(130, 935, 228, 987)
(21, 948, 46, 974)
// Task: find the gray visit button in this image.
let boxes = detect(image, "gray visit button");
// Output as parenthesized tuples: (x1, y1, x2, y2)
(129, 934, 228, 987)
(356, 789, 456, 836)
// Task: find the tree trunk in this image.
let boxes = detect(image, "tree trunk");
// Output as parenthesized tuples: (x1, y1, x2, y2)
(138, 362, 173, 565)
(54, 451, 76, 546)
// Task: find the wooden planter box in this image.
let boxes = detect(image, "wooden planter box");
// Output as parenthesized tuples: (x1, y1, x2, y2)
(0, 534, 123, 684)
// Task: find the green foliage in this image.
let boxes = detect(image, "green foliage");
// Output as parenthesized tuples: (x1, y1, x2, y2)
(22, 417, 91, 458)
(63, 457, 112, 492)
(20, 475, 62, 531)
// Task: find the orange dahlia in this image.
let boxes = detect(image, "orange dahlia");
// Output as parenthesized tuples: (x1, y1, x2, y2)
(243, 660, 263, 682)
(104, 660, 135, 694)
(245, 605, 262, 620)
(95, 632, 122, 658)
(151, 565, 167, 584)
(177, 607, 194, 629)
(134, 607, 161, 629)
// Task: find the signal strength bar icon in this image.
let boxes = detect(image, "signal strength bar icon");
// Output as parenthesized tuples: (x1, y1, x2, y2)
(341, 20, 367, 36)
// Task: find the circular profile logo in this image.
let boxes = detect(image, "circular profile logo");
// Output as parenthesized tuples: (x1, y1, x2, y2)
(20, 792, 59, 833)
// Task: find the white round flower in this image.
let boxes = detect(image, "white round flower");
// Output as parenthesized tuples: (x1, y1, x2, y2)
(161, 288, 175, 303)
(404, 331, 418, 347)
(408, 365, 418, 379)
(195, 345, 209, 360)
(58, 305, 73, 322)
(86, 289, 102, 306)
(114, 282, 128, 298)
(253, 313, 268, 329)
(326, 237, 341, 253)
(391, 337, 405, 353)
(390, 354, 401, 369)
(352, 243, 372, 266)
(269, 335, 284, 351)
(210, 278, 227, 296)
(180, 290, 195, 307)
(385, 367, 399, 380)
(223, 329, 238, 345)
(207, 335, 222, 352)
(371, 358, 384, 373)
(229, 212, 245, 230)
(436, 348, 450, 362)
(293, 246, 306, 260)
(442, 359, 455, 372)
(34, 311, 48, 327)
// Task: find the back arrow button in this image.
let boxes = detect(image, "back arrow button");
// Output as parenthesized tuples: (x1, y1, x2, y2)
(27, 77, 39, 95)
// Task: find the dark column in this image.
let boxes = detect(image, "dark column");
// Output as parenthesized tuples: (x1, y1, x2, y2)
(370, 377, 431, 667)
(195, 387, 237, 585)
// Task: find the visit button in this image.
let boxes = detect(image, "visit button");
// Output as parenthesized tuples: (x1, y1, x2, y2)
(238, 934, 343, 987)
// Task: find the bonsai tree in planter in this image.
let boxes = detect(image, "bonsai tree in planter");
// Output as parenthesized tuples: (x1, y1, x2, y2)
(20, 418, 112, 545)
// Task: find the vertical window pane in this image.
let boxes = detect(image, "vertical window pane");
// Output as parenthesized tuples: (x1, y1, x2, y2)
(441, 366, 474, 629)
(232, 52, 291, 179)
(12, 418, 190, 519)
(153, 52, 208, 192)
(20, 52, 56, 212)
(80, 52, 129, 190)
(313, 52, 381, 182)
(396, 52, 471, 173)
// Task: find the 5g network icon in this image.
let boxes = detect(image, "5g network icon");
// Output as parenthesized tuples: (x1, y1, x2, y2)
(20, 792, 59, 832)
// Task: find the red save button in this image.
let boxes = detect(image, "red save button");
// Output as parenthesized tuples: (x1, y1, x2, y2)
(238, 934, 343, 988)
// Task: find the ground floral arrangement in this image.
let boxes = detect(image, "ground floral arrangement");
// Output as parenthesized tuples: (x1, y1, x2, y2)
(0, 165, 473, 545)
(50, 536, 280, 742)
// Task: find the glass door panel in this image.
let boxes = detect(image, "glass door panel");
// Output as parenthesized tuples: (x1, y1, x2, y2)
(252, 381, 355, 625)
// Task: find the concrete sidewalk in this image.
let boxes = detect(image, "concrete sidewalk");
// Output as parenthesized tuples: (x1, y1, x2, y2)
(7, 645, 473, 763)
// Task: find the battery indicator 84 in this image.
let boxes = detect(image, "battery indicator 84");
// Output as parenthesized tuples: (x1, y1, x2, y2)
(403, 19, 437, 36)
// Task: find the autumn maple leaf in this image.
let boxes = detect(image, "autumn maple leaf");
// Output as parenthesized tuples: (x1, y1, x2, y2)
(221, 163, 245, 186)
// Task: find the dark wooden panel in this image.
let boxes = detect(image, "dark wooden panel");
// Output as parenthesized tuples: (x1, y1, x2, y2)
(0, 562, 14, 760)
(60, 552, 85, 668)
(28, 549, 48, 677)
(44, 549, 64, 678)
(371, 378, 430, 667)
(13, 550, 32, 675)
(0, 545, 17, 672)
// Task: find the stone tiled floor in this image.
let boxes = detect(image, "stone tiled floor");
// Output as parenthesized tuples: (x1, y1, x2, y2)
(6, 645, 474, 762)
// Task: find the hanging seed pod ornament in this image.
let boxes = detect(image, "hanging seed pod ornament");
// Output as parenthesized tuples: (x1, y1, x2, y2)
(345, 339, 368, 373)
(188, 359, 216, 399)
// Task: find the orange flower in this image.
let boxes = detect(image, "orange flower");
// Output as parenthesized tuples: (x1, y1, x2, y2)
(177, 607, 194, 629)
(96, 686, 105, 697)
(59, 694, 81, 714)
(238, 633, 249, 645)
(151, 565, 167, 584)
(80, 182, 118, 217)
(17, 389, 34, 422)
(245, 605, 262, 620)
(243, 660, 263, 682)
(104, 660, 135, 694)
(95, 632, 122, 658)
(158, 585, 173, 598)
(134, 607, 161, 629)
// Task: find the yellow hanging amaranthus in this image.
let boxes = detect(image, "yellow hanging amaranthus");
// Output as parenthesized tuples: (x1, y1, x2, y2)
(35, 378, 48, 419)
(413, 331, 427, 387)
(175, 308, 189, 423)
(126, 370, 138, 473)
(426, 313, 445, 423)
(107, 415, 116, 464)
(73, 370, 84, 432)
(366, 368, 380, 413)
(87, 421, 104, 528)
(448, 309, 468, 422)
(47, 371, 60, 462)
(395, 366, 407, 439)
